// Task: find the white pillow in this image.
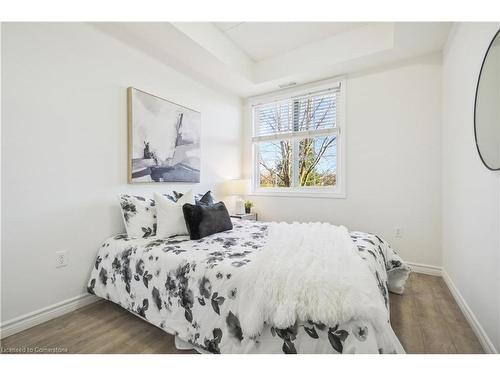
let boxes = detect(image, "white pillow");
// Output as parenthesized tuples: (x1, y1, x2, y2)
(155, 190, 195, 238)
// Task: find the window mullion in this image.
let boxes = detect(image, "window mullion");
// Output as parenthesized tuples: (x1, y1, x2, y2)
(292, 100, 299, 188)
(292, 139, 299, 188)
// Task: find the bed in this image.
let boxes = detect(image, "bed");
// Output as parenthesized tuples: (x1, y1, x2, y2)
(87, 219, 410, 354)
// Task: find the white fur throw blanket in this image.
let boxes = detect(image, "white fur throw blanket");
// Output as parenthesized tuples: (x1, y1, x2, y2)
(236, 222, 388, 337)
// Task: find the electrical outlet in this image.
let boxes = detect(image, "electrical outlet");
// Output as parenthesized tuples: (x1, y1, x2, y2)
(55, 251, 68, 268)
(395, 227, 403, 238)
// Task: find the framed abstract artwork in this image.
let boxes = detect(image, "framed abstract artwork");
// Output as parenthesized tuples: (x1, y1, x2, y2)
(127, 87, 201, 183)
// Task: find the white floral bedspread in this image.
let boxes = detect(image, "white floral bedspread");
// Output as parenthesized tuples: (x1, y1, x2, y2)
(87, 219, 410, 354)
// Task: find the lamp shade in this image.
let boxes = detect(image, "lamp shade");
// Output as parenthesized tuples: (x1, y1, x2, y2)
(224, 179, 250, 196)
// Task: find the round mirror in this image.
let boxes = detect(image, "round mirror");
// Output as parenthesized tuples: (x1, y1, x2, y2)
(475, 29, 500, 170)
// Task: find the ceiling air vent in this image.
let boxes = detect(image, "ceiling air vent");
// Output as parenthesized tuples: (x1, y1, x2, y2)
(278, 82, 297, 89)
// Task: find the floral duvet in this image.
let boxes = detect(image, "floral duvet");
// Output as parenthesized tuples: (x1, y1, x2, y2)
(87, 219, 410, 354)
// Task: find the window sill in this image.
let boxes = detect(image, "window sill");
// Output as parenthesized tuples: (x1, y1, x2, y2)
(247, 190, 346, 199)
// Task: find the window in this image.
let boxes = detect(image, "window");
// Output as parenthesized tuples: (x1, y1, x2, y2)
(251, 80, 345, 197)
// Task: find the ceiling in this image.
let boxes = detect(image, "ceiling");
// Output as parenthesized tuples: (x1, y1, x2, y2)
(91, 22, 452, 98)
(213, 22, 368, 61)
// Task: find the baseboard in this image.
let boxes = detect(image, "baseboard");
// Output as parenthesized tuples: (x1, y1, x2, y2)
(442, 269, 498, 354)
(0, 293, 99, 339)
(406, 261, 442, 276)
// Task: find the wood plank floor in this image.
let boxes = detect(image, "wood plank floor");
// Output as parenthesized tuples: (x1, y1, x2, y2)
(390, 273, 483, 353)
(1, 273, 484, 354)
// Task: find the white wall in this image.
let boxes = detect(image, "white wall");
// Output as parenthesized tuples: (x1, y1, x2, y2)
(243, 54, 443, 267)
(475, 36, 500, 166)
(442, 23, 500, 352)
(1, 23, 243, 323)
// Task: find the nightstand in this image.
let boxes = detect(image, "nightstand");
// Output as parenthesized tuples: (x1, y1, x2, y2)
(230, 213, 257, 221)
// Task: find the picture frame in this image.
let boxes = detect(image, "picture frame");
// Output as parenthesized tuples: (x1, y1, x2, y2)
(127, 87, 201, 183)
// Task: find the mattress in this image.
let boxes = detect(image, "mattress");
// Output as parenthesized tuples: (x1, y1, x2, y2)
(87, 219, 410, 354)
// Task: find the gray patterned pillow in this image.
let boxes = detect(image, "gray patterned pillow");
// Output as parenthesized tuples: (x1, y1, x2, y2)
(118, 192, 203, 238)
(174, 190, 215, 205)
(118, 194, 157, 238)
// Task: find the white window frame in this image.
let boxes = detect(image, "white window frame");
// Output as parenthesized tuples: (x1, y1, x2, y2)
(249, 78, 346, 198)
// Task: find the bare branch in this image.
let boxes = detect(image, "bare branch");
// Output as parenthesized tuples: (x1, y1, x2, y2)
(301, 137, 335, 184)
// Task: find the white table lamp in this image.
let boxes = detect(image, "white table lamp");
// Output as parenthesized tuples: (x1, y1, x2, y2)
(224, 179, 250, 215)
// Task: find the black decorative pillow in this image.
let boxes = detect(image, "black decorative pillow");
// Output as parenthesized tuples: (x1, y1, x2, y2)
(182, 201, 233, 240)
(174, 190, 215, 205)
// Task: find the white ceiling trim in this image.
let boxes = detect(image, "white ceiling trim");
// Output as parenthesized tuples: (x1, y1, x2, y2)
(214, 22, 369, 61)
(168, 23, 396, 84)
(170, 22, 255, 79)
(90, 22, 254, 97)
(254, 23, 395, 83)
(92, 22, 451, 97)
